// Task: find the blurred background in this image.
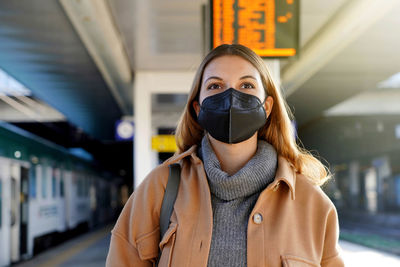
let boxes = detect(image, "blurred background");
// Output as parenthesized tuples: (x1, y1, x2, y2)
(0, 0, 400, 266)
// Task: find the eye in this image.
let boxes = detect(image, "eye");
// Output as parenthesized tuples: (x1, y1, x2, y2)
(240, 82, 255, 89)
(207, 83, 222, 90)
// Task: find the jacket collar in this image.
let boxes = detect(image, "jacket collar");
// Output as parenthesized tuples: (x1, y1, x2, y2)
(167, 145, 296, 200)
(163, 145, 198, 165)
(273, 156, 296, 200)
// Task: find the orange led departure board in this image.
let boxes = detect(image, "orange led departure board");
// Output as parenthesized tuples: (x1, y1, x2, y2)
(211, 0, 299, 57)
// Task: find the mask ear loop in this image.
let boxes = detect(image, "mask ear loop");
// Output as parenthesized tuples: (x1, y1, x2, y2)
(260, 96, 269, 119)
(262, 97, 267, 105)
(258, 95, 268, 107)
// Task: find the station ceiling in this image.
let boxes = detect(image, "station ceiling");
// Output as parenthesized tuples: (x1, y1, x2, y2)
(0, 0, 399, 143)
(0, 0, 125, 140)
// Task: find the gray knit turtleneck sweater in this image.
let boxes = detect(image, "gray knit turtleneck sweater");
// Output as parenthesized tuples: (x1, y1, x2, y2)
(198, 135, 278, 267)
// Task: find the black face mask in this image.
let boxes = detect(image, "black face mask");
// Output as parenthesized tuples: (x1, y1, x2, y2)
(197, 88, 267, 144)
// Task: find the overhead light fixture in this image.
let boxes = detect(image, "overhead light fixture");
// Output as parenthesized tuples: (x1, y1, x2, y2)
(59, 0, 132, 114)
(0, 68, 31, 96)
(377, 72, 400, 89)
(0, 68, 66, 122)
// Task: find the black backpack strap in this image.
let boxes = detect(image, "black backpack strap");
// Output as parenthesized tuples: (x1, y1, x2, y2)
(157, 163, 181, 265)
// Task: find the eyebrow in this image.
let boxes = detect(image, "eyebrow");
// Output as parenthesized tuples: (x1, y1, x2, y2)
(240, 75, 257, 80)
(203, 76, 223, 84)
(203, 75, 257, 84)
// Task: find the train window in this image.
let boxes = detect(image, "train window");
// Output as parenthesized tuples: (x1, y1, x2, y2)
(77, 176, 82, 197)
(29, 167, 37, 198)
(86, 178, 90, 197)
(11, 178, 16, 226)
(84, 177, 88, 197)
(86, 177, 89, 196)
(81, 177, 85, 197)
(60, 173, 64, 197)
(52, 170, 56, 198)
(80, 176, 85, 197)
(42, 167, 47, 198)
(79, 176, 85, 197)
(79, 177, 83, 197)
(0, 180, 2, 228)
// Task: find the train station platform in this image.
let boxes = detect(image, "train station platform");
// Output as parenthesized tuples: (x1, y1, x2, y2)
(341, 240, 400, 266)
(13, 225, 112, 267)
(11, 225, 400, 267)
(339, 210, 400, 255)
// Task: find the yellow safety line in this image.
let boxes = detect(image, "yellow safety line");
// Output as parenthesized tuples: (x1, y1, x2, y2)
(40, 226, 112, 267)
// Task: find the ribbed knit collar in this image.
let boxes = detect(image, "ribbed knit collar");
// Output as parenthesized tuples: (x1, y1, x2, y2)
(198, 135, 278, 201)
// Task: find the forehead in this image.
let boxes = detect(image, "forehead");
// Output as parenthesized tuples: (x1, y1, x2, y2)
(202, 55, 260, 80)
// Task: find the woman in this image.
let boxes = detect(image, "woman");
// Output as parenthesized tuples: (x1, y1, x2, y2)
(106, 44, 345, 267)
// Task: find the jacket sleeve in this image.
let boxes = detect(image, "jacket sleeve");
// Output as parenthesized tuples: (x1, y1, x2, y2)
(106, 164, 170, 267)
(106, 229, 153, 267)
(105, 192, 155, 267)
(321, 206, 345, 267)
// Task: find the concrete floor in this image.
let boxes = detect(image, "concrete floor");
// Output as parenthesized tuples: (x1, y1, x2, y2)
(13, 226, 111, 267)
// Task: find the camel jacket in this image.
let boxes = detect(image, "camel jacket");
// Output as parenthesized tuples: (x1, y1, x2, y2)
(106, 145, 345, 267)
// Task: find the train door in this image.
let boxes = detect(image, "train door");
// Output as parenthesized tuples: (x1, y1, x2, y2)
(10, 163, 20, 262)
(364, 167, 378, 213)
(0, 158, 11, 267)
(64, 170, 72, 229)
(0, 170, 2, 262)
(56, 168, 67, 232)
(20, 166, 29, 257)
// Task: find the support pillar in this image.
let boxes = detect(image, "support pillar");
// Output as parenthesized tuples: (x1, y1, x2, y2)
(133, 71, 195, 188)
(133, 72, 153, 188)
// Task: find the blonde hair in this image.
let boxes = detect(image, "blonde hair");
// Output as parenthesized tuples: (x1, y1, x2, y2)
(175, 44, 331, 186)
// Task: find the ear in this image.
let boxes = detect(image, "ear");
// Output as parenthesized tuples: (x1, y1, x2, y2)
(192, 100, 200, 116)
(264, 96, 274, 117)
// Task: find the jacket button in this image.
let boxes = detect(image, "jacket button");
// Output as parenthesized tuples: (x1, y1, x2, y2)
(253, 213, 263, 224)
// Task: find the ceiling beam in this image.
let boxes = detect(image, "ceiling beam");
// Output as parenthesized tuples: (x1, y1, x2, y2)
(59, 0, 132, 114)
(281, 0, 400, 97)
(135, 71, 196, 94)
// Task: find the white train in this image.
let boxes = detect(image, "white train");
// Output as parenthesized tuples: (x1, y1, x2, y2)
(0, 123, 121, 266)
